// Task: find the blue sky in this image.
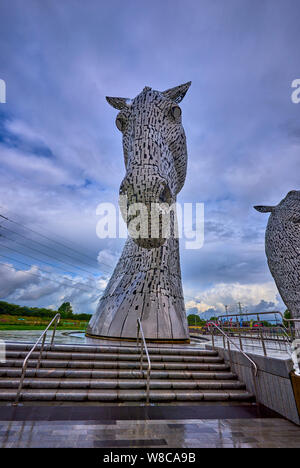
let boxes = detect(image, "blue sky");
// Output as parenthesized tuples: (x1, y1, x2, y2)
(0, 0, 300, 316)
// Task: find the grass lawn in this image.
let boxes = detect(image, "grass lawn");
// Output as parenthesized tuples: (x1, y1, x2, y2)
(0, 314, 88, 330)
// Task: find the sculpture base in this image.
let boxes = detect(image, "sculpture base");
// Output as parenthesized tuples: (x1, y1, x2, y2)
(85, 332, 190, 344)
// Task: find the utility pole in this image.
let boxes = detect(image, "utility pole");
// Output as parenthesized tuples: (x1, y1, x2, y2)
(238, 302, 249, 324)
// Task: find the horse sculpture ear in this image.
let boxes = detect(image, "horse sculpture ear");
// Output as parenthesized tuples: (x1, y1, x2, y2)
(106, 96, 130, 110)
(254, 205, 275, 213)
(162, 81, 192, 103)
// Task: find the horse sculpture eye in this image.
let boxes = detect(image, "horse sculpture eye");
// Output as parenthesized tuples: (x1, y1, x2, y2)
(170, 105, 182, 120)
(116, 116, 126, 131)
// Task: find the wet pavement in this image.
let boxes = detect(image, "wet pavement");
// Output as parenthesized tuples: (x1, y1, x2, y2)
(0, 329, 208, 348)
(0, 410, 299, 447)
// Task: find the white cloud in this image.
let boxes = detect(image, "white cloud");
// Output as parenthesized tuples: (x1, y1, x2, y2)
(0, 262, 107, 314)
(0, 144, 73, 186)
(0, 263, 40, 297)
(97, 249, 119, 270)
(5, 119, 47, 144)
(185, 281, 280, 314)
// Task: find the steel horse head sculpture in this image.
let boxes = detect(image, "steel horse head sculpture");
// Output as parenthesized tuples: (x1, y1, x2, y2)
(87, 82, 191, 342)
(255, 190, 300, 327)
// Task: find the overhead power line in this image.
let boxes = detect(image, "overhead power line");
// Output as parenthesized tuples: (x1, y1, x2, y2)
(0, 254, 103, 294)
(0, 210, 115, 273)
(0, 224, 106, 274)
(0, 233, 103, 278)
(0, 241, 101, 278)
(0, 209, 100, 264)
(0, 232, 111, 277)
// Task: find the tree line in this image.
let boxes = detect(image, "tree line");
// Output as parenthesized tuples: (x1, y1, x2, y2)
(0, 301, 92, 321)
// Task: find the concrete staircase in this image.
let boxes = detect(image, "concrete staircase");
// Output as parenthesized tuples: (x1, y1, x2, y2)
(0, 342, 254, 403)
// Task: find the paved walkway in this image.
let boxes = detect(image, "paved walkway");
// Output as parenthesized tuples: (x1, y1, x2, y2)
(0, 416, 300, 448)
(0, 404, 299, 448)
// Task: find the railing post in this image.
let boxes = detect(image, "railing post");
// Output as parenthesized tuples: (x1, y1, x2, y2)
(259, 327, 267, 356)
(140, 339, 143, 374)
(238, 331, 243, 351)
(146, 368, 150, 405)
(137, 320, 139, 348)
(51, 315, 60, 346)
(137, 318, 151, 405)
(14, 362, 28, 405)
(257, 314, 267, 356)
(227, 338, 233, 370)
(37, 333, 46, 370)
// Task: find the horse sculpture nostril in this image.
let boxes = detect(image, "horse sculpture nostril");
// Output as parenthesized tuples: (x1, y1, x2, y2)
(159, 185, 172, 205)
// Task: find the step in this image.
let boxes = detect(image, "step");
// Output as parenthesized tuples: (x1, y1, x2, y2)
(0, 388, 254, 402)
(0, 378, 246, 390)
(0, 358, 230, 371)
(4, 342, 214, 357)
(4, 350, 223, 363)
(0, 341, 254, 405)
(0, 367, 238, 380)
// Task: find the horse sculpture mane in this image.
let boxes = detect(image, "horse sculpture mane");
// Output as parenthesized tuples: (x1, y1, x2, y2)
(86, 82, 191, 342)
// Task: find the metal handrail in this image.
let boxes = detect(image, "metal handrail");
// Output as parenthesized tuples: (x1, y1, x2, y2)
(218, 310, 300, 347)
(137, 318, 151, 405)
(208, 321, 259, 403)
(14, 313, 61, 405)
(208, 322, 258, 376)
(219, 310, 300, 329)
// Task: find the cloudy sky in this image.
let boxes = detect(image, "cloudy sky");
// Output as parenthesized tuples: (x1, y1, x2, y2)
(0, 0, 299, 317)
